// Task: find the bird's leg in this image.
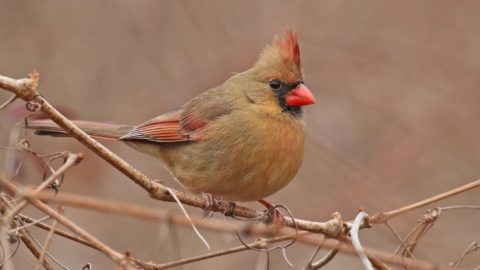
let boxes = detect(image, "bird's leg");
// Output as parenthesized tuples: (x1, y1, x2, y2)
(257, 199, 285, 225)
(202, 193, 220, 218)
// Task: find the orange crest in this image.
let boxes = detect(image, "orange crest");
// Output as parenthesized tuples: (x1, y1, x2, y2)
(273, 29, 301, 68)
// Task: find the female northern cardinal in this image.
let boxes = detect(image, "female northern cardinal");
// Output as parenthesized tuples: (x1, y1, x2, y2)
(28, 30, 315, 204)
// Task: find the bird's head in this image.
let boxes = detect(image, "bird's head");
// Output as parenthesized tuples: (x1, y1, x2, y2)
(236, 29, 315, 116)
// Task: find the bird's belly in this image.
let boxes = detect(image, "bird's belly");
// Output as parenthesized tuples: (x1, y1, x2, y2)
(168, 144, 302, 201)
(163, 124, 303, 201)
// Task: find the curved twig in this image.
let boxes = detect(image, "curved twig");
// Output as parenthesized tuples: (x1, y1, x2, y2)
(351, 211, 373, 270)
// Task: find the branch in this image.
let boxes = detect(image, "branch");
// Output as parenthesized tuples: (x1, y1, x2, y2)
(17, 214, 100, 251)
(13, 187, 453, 270)
(401, 208, 438, 258)
(350, 212, 373, 270)
(34, 219, 58, 270)
(297, 234, 454, 270)
(2, 196, 55, 270)
(2, 152, 81, 225)
(0, 177, 135, 269)
(18, 232, 55, 270)
(135, 237, 271, 270)
(371, 178, 480, 223)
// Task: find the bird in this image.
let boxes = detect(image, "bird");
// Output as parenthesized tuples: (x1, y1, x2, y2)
(26, 29, 315, 210)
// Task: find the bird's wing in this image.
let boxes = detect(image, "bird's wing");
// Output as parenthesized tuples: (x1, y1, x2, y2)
(120, 89, 233, 143)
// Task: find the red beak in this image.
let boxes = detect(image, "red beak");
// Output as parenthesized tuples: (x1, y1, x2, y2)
(285, 84, 316, 107)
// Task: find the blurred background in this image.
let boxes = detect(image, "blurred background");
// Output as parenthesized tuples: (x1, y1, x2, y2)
(1, 1, 479, 269)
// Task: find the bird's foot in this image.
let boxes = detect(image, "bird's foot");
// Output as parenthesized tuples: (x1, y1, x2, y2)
(202, 193, 220, 218)
(258, 199, 285, 226)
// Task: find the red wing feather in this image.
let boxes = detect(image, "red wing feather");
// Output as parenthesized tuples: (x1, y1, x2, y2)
(120, 109, 208, 143)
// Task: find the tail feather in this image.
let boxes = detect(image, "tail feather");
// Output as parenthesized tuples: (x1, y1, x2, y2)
(23, 119, 133, 141)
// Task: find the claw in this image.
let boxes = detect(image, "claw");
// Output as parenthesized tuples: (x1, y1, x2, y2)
(258, 199, 285, 225)
(202, 193, 219, 217)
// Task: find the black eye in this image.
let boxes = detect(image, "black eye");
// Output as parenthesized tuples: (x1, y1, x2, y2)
(269, 80, 282, 90)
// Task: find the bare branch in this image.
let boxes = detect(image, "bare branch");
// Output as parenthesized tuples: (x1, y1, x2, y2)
(0, 177, 134, 269)
(0, 72, 39, 101)
(297, 234, 453, 270)
(2, 152, 81, 225)
(34, 219, 58, 270)
(371, 178, 480, 223)
(350, 211, 373, 270)
(9, 215, 51, 235)
(450, 242, 479, 269)
(135, 238, 269, 270)
(17, 214, 98, 251)
(18, 232, 55, 270)
(306, 247, 339, 269)
(401, 208, 439, 258)
(0, 94, 17, 111)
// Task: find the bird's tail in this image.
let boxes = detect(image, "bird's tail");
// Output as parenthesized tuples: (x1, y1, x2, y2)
(23, 119, 134, 141)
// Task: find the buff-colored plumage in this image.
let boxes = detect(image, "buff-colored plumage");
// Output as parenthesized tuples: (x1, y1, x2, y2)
(27, 30, 315, 202)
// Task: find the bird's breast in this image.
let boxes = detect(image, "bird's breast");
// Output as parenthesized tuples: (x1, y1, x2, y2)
(154, 109, 305, 202)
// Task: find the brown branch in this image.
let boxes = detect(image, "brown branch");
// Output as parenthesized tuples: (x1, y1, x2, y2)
(350, 211, 373, 269)
(0, 72, 337, 234)
(18, 232, 55, 270)
(17, 214, 99, 251)
(450, 242, 479, 269)
(138, 231, 453, 270)
(19, 189, 342, 236)
(0, 177, 135, 269)
(297, 234, 454, 270)
(0, 72, 39, 100)
(0, 94, 17, 111)
(2, 152, 81, 224)
(34, 219, 58, 270)
(135, 237, 271, 270)
(371, 178, 480, 223)
(401, 208, 439, 258)
(6, 188, 445, 270)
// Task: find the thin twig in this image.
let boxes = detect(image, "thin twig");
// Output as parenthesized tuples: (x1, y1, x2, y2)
(401, 208, 439, 258)
(34, 219, 58, 270)
(366, 255, 391, 270)
(307, 247, 339, 269)
(0, 177, 134, 269)
(2, 152, 80, 224)
(351, 211, 373, 270)
(0, 94, 17, 111)
(8, 215, 51, 235)
(392, 222, 423, 257)
(135, 238, 267, 270)
(0, 237, 20, 269)
(18, 232, 55, 270)
(23, 228, 72, 270)
(440, 205, 480, 211)
(296, 234, 451, 270)
(165, 187, 210, 250)
(371, 178, 480, 223)
(17, 214, 98, 251)
(450, 242, 479, 269)
(383, 222, 416, 259)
